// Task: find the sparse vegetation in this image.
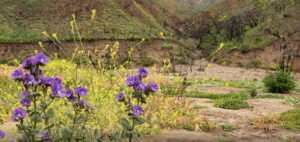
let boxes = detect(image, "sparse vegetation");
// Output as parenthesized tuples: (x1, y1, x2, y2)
(215, 97, 252, 110)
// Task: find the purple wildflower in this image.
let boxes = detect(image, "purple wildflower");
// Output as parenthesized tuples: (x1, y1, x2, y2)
(116, 93, 125, 102)
(67, 95, 77, 102)
(20, 90, 29, 99)
(0, 130, 4, 139)
(11, 107, 27, 121)
(133, 80, 146, 92)
(22, 56, 37, 69)
(20, 99, 31, 107)
(133, 105, 144, 116)
(23, 74, 38, 85)
(51, 84, 66, 98)
(75, 87, 88, 97)
(41, 132, 51, 142)
(53, 78, 62, 85)
(40, 77, 54, 87)
(36, 53, 49, 66)
(125, 76, 139, 86)
(138, 67, 148, 78)
(11, 69, 24, 81)
(146, 83, 159, 92)
(65, 89, 74, 97)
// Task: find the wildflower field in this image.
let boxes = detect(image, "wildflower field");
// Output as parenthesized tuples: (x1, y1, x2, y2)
(1, 0, 300, 141)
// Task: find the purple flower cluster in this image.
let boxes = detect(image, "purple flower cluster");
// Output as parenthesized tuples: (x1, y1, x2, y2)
(22, 53, 49, 69)
(12, 53, 49, 84)
(117, 67, 159, 116)
(11, 52, 93, 124)
(11, 107, 27, 121)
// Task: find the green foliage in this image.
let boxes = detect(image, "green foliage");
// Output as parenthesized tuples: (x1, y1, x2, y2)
(161, 43, 174, 50)
(182, 123, 195, 131)
(263, 71, 296, 93)
(249, 88, 258, 98)
(215, 98, 252, 110)
(280, 109, 300, 131)
(255, 93, 285, 99)
(184, 91, 249, 100)
(221, 124, 236, 132)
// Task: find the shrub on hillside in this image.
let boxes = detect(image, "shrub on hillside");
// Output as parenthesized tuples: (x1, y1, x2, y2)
(263, 71, 296, 93)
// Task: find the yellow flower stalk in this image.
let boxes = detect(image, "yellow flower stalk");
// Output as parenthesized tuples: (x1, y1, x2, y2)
(41, 31, 49, 37)
(38, 41, 43, 48)
(91, 9, 97, 20)
(215, 42, 225, 53)
(52, 33, 59, 41)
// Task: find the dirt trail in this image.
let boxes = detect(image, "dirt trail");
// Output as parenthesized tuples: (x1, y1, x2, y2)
(175, 59, 300, 81)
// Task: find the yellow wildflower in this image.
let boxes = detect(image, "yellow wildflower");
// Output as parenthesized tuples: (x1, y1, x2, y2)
(91, 9, 97, 20)
(38, 42, 43, 48)
(42, 31, 49, 37)
(52, 33, 59, 41)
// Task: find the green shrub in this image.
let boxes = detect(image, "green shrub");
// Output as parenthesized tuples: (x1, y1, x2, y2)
(215, 98, 252, 110)
(263, 71, 296, 93)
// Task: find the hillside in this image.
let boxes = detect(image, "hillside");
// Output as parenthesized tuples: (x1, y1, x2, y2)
(190, 0, 300, 69)
(0, 0, 220, 43)
(191, 0, 300, 49)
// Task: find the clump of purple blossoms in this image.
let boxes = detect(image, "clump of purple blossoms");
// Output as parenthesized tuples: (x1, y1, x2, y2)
(145, 83, 159, 95)
(20, 90, 29, 99)
(36, 53, 49, 66)
(23, 74, 38, 85)
(133, 105, 144, 116)
(117, 67, 158, 118)
(138, 67, 148, 78)
(11, 107, 27, 121)
(75, 87, 88, 97)
(51, 84, 66, 98)
(126, 76, 139, 86)
(20, 99, 32, 107)
(0, 130, 4, 139)
(11, 69, 24, 81)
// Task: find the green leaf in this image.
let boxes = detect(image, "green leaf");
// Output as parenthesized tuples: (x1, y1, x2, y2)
(62, 127, 74, 140)
(119, 117, 132, 130)
(75, 115, 85, 124)
(136, 117, 146, 125)
(46, 108, 55, 118)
